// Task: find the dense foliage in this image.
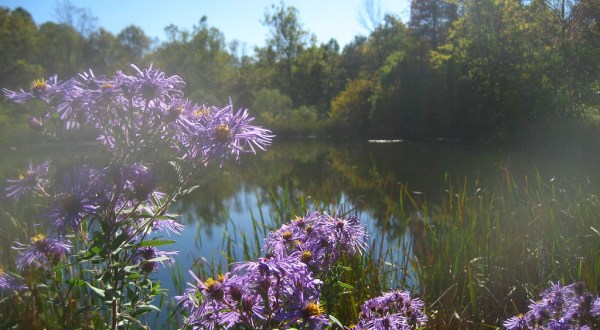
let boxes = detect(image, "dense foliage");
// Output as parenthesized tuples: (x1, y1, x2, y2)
(1, 0, 598, 142)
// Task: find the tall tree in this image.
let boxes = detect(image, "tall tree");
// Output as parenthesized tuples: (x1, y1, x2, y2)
(0, 7, 43, 89)
(54, 0, 97, 37)
(260, 2, 313, 104)
(117, 25, 151, 65)
(409, 0, 458, 49)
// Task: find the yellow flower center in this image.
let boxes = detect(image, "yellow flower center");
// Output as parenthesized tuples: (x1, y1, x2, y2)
(32, 233, 46, 244)
(31, 79, 47, 94)
(101, 83, 113, 91)
(302, 302, 323, 318)
(204, 277, 216, 287)
(0, 268, 4, 276)
(282, 230, 293, 240)
(193, 106, 208, 117)
(300, 251, 312, 263)
(215, 124, 231, 143)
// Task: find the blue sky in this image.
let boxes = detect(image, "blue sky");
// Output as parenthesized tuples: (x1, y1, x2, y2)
(0, 0, 410, 51)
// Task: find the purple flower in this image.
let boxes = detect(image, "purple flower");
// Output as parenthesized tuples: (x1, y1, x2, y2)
(274, 290, 329, 329)
(152, 219, 184, 235)
(2, 75, 70, 104)
(13, 234, 72, 270)
(591, 298, 600, 317)
(355, 289, 428, 330)
(181, 255, 322, 329)
(179, 99, 273, 164)
(504, 282, 600, 329)
(6, 160, 51, 200)
(132, 246, 177, 273)
(263, 211, 368, 275)
(47, 167, 98, 234)
(503, 314, 528, 330)
(127, 64, 185, 102)
(315, 213, 368, 256)
(0, 268, 27, 292)
(125, 164, 158, 201)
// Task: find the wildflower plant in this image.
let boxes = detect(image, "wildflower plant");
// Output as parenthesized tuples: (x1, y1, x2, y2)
(177, 210, 428, 330)
(1, 64, 272, 329)
(503, 282, 600, 329)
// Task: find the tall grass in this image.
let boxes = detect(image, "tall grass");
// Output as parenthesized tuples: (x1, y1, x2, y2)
(407, 171, 600, 329)
(165, 170, 599, 329)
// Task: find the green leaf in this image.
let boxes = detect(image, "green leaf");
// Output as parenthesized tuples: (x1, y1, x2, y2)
(75, 305, 101, 314)
(137, 239, 176, 247)
(85, 281, 106, 298)
(68, 279, 86, 287)
(329, 314, 345, 329)
(336, 281, 354, 290)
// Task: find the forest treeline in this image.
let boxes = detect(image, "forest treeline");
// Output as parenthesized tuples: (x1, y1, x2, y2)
(1, 0, 599, 143)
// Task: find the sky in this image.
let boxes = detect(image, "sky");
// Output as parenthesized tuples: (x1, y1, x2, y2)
(0, 0, 410, 52)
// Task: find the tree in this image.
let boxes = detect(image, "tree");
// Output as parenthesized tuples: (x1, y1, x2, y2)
(330, 79, 374, 135)
(149, 17, 237, 104)
(37, 22, 86, 76)
(54, 0, 97, 37)
(82, 28, 127, 74)
(0, 7, 43, 89)
(260, 2, 314, 104)
(409, 0, 457, 49)
(117, 25, 151, 65)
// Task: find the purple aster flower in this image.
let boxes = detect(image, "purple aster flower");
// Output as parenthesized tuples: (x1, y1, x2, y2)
(178, 271, 252, 329)
(132, 246, 177, 273)
(591, 298, 600, 317)
(47, 167, 99, 234)
(13, 234, 72, 270)
(314, 213, 368, 257)
(6, 160, 51, 200)
(181, 254, 322, 329)
(263, 211, 368, 275)
(152, 219, 184, 235)
(0, 268, 27, 292)
(127, 64, 185, 102)
(124, 164, 158, 201)
(180, 99, 273, 164)
(503, 314, 528, 330)
(355, 289, 428, 330)
(504, 282, 600, 329)
(274, 289, 329, 330)
(2, 75, 71, 104)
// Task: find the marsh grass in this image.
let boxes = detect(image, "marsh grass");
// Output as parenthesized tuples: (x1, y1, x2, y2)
(167, 170, 599, 329)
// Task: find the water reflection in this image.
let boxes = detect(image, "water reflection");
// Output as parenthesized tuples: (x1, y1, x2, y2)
(162, 137, 600, 275)
(2, 138, 599, 326)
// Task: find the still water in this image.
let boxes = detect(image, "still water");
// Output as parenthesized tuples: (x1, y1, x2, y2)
(2, 137, 599, 323)
(151, 138, 600, 304)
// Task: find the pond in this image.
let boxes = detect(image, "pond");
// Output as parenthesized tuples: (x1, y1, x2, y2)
(150, 137, 600, 323)
(2, 137, 599, 326)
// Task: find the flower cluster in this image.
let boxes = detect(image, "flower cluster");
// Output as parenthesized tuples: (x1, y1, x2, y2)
(177, 255, 327, 329)
(2, 65, 272, 327)
(263, 210, 368, 275)
(3, 64, 272, 164)
(353, 289, 428, 329)
(3, 64, 272, 270)
(178, 211, 377, 329)
(504, 282, 600, 329)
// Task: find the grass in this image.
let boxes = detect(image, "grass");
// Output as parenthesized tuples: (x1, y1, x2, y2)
(168, 170, 600, 329)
